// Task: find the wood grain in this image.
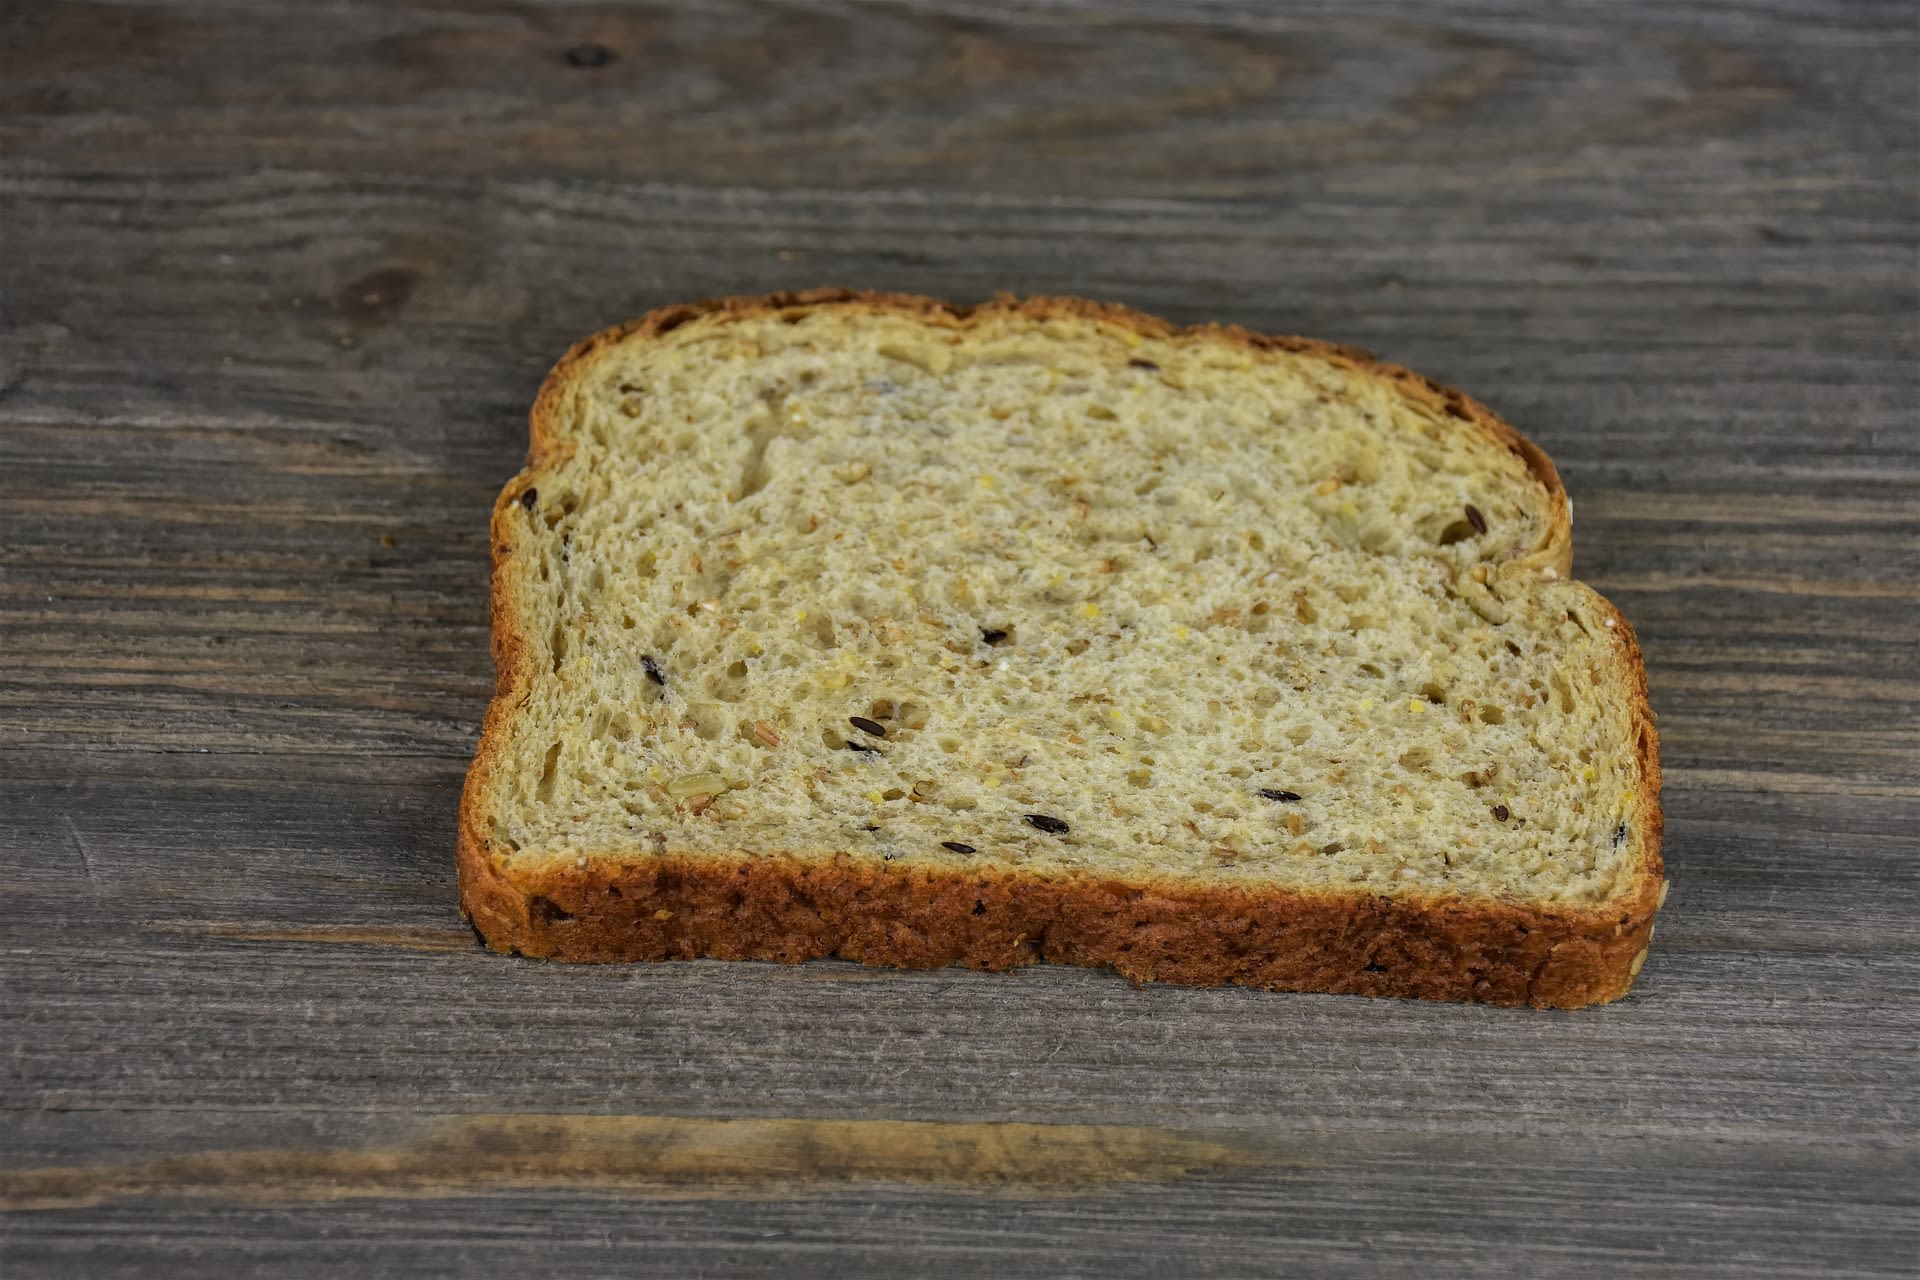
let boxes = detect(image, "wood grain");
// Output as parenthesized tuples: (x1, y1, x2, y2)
(2, 1, 1916, 1275)
(1, 1114, 1268, 1209)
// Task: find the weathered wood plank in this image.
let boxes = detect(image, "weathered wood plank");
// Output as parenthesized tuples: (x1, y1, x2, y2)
(2, 0, 1913, 197)
(3, 1137, 1909, 1280)
(2, 0, 1916, 1275)
(5, 927, 1917, 1135)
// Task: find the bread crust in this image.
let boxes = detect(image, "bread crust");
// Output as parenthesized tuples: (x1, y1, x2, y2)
(459, 290, 1663, 1008)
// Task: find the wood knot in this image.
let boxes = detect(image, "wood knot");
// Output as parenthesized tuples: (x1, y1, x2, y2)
(564, 42, 616, 69)
(335, 266, 419, 323)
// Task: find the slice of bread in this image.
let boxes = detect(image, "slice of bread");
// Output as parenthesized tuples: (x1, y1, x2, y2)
(459, 289, 1664, 1007)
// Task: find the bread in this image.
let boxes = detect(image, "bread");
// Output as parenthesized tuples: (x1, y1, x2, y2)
(459, 289, 1664, 1008)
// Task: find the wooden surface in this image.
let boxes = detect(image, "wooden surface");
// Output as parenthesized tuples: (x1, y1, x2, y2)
(2, 1, 1916, 1274)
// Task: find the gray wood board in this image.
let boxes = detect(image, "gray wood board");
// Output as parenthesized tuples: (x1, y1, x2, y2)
(2, 1, 1916, 1275)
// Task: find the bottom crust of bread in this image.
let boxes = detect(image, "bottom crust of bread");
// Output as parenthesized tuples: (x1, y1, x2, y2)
(458, 830, 1659, 1009)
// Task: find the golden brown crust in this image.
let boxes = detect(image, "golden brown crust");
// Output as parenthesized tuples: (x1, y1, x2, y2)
(457, 836, 1659, 1008)
(459, 290, 1663, 1008)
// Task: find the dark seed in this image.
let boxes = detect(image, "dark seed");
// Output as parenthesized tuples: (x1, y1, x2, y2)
(941, 841, 976, 854)
(1614, 823, 1628, 847)
(641, 655, 665, 686)
(1257, 789, 1302, 803)
(1493, 804, 1509, 821)
(846, 740, 880, 755)
(1465, 504, 1488, 535)
(1128, 358, 1160, 371)
(519, 488, 538, 511)
(1025, 814, 1069, 834)
(981, 628, 1010, 645)
(849, 716, 887, 738)
(973, 900, 987, 915)
(564, 42, 615, 68)
(862, 823, 881, 832)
